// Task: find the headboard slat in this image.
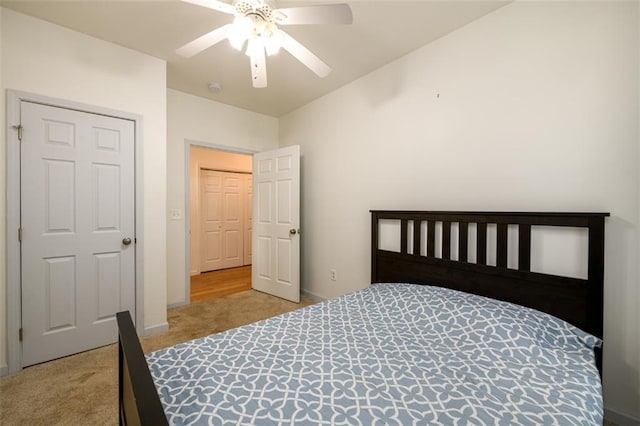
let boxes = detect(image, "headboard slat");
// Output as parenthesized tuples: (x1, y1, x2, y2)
(458, 222, 468, 262)
(518, 224, 532, 272)
(400, 219, 408, 255)
(427, 221, 435, 257)
(477, 222, 488, 265)
(496, 223, 508, 268)
(442, 221, 451, 260)
(413, 220, 421, 256)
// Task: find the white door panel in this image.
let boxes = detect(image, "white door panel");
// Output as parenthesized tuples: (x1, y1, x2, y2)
(222, 175, 243, 268)
(21, 101, 135, 367)
(244, 174, 253, 265)
(200, 170, 223, 272)
(252, 145, 300, 302)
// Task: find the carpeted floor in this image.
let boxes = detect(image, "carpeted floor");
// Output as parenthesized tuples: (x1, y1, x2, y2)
(0, 290, 317, 426)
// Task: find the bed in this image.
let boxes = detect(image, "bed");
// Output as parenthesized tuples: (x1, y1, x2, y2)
(117, 210, 608, 425)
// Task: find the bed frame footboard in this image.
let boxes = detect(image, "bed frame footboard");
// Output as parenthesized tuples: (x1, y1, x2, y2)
(116, 311, 168, 426)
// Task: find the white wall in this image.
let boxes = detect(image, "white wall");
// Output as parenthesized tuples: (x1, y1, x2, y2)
(280, 1, 639, 419)
(0, 8, 168, 368)
(0, 6, 6, 375)
(166, 89, 278, 306)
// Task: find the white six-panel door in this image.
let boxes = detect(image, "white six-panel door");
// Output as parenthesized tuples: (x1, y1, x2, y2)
(252, 145, 300, 303)
(20, 101, 135, 367)
(200, 170, 246, 272)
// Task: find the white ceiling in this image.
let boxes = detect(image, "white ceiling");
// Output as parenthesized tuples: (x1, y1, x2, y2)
(1, 0, 510, 117)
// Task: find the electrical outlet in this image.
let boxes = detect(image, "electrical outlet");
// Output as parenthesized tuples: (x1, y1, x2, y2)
(330, 269, 337, 281)
(170, 209, 182, 220)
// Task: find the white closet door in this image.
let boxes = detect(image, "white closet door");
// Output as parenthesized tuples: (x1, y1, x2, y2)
(200, 170, 223, 272)
(244, 174, 253, 266)
(200, 170, 245, 272)
(221, 174, 243, 269)
(21, 101, 136, 367)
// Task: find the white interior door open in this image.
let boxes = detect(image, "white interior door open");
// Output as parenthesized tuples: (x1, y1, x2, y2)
(252, 145, 300, 303)
(20, 101, 136, 367)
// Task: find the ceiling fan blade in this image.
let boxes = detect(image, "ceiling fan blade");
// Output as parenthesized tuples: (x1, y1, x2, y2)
(275, 4, 353, 25)
(180, 0, 236, 15)
(281, 31, 332, 78)
(249, 42, 268, 88)
(176, 24, 232, 58)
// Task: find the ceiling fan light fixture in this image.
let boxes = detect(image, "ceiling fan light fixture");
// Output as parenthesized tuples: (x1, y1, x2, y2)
(228, 15, 253, 50)
(264, 29, 283, 56)
(231, 13, 282, 56)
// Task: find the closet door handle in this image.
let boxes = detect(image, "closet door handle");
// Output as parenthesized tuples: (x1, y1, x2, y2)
(122, 237, 132, 246)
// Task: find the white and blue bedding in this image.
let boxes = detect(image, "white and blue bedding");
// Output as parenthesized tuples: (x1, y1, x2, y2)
(146, 283, 603, 425)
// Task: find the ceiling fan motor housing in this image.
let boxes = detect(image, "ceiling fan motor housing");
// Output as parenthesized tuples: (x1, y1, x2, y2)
(231, 0, 282, 54)
(234, 0, 277, 23)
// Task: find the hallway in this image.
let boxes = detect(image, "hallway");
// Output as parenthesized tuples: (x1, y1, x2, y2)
(190, 266, 251, 303)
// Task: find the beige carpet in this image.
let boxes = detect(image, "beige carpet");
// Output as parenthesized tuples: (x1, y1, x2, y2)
(0, 290, 317, 426)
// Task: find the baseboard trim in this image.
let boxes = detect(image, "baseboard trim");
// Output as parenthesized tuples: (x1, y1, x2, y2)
(0, 364, 8, 377)
(301, 288, 325, 301)
(168, 301, 187, 309)
(144, 322, 169, 337)
(605, 408, 640, 426)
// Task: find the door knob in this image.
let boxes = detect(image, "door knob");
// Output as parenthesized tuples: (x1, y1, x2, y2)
(122, 237, 132, 246)
(289, 229, 297, 235)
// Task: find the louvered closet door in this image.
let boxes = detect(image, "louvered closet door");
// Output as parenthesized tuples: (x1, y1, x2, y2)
(20, 101, 136, 367)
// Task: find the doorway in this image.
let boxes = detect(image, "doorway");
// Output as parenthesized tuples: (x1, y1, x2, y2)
(187, 145, 253, 302)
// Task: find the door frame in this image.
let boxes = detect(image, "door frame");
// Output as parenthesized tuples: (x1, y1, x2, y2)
(5, 90, 145, 374)
(183, 140, 256, 306)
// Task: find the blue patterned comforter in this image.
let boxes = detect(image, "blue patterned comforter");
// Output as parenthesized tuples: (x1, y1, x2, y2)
(146, 284, 603, 425)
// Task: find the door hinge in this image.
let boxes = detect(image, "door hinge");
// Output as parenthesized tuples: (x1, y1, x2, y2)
(18, 227, 22, 242)
(12, 125, 23, 141)
(19, 328, 23, 342)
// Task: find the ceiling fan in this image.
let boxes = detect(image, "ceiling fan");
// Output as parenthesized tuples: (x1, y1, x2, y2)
(177, 0, 353, 88)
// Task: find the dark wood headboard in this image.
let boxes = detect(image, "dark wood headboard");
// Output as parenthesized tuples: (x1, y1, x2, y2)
(371, 211, 608, 369)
